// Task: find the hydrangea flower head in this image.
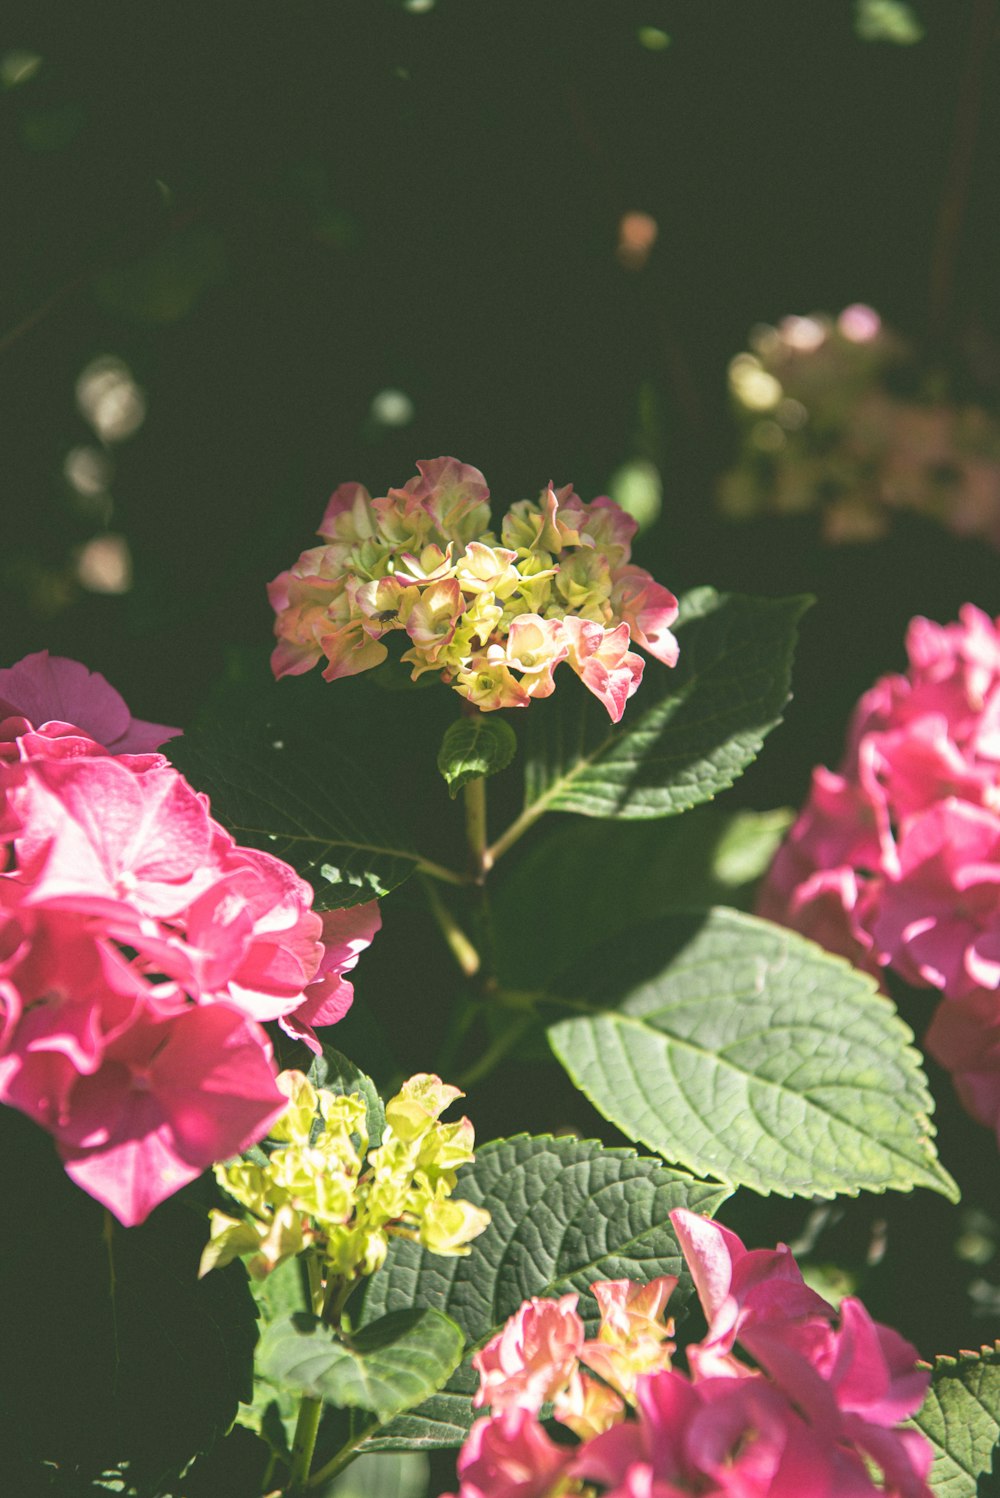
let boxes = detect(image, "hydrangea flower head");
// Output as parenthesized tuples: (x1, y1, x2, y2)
(757, 605, 1000, 1142)
(202, 1069, 490, 1284)
(269, 459, 679, 722)
(0, 652, 380, 1224)
(448, 1213, 933, 1498)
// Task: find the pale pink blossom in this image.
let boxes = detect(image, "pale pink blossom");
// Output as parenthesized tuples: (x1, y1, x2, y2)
(611, 567, 680, 668)
(579, 1276, 678, 1401)
(562, 617, 645, 723)
(389, 457, 492, 545)
(444, 1407, 573, 1498)
(553, 1369, 625, 1441)
(317, 481, 379, 544)
(268, 552, 353, 678)
(270, 460, 678, 719)
(472, 1292, 584, 1413)
(497, 615, 568, 700)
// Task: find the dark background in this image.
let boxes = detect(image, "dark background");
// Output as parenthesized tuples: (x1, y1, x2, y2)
(3, 0, 1000, 776)
(2, 2, 1000, 1488)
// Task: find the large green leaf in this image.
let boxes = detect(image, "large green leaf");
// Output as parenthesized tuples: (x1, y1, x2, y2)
(258, 1308, 464, 1426)
(910, 1343, 1000, 1497)
(494, 803, 791, 987)
(437, 716, 517, 798)
(170, 718, 421, 908)
(358, 1133, 728, 1450)
(520, 588, 811, 820)
(546, 908, 956, 1202)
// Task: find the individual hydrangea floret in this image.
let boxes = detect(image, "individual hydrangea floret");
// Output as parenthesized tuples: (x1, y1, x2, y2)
(757, 604, 1000, 1146)
(269, 458, 679, 722)
(201, 1069, 490, 1285)
(443, 1212, 933, 1498)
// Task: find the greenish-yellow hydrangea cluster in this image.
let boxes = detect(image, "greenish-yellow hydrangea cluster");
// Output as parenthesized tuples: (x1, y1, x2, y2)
(199, 1069, 490, 1284)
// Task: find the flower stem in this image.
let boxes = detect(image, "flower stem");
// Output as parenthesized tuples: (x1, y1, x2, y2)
(485, 800, 544, 868)
(287, 1395, 323, 1494)
(464, 776, 489, 881)
(420, 874, 480, 977)
(414, 855, 470, 886)
(303, 1420, 376, 1489)
(454, 1007, 536, 1090)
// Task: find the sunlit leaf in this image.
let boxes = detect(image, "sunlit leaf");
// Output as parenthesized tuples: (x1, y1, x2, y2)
(909, 1342, 1000, 1496)
(520, 589, 811, 820)
(546, 908, 957, 1201)
(437, 716, 517, 798)
(359, 1133, 728, 1449)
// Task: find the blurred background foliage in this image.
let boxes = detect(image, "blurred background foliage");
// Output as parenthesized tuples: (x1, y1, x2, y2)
(3, 0, 1000, 1465)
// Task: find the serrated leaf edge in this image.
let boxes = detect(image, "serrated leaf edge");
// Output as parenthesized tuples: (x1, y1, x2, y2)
(547, 907, 958, 1203)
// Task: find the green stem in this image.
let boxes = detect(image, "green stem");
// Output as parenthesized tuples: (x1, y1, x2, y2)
(420, 874, 480, 977)
(305, 1250, 324, 1316)
(485, 799, 544, 868)
(304, 1420, 377, 1489)
(322, 1273, 356, 1326)
(415, 855, 470, 886)
(287, 1395, 323, 1494)
(433, 992, 480, 1076)
(454, 1007, 536, 1090)
(464, 776, 488, 880)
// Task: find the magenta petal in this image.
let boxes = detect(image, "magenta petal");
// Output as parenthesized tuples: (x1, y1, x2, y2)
(62, 1117, 206, 1226)
(57, 1005, 284, 1225)
(0, 651, 179, 753)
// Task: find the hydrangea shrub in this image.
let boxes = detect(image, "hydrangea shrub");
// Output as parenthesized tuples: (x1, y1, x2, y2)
(1, 460, 998, 1496)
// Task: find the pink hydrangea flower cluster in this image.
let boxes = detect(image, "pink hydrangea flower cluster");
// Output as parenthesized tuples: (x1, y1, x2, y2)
(0, 652, 380, 1226)
(268, 457, 679, 723)
(757, 605, 1000, 1147)
(444, 1210, 933, 1498)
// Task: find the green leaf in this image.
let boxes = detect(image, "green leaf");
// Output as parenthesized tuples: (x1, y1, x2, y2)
(494, 804, 792, 987)
(258, 1308, 464, 1425)
(855, 0, 924, 44)
(909, 1342, 1000, 1497)
(520, 588, 812, 820)
(170, 718, 421, 909)
(358, 1133, 728, 1450)
(306, 1043, 387, 1145)
(325, 1451, 429, 1498)
(437, 716, 517, 798)
(546, 908, 957, 1202)
(237, 1258, 309, 1458)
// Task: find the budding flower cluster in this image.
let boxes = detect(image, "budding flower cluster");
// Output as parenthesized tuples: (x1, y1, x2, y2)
(269, 457, 679, 722)
(200, 1070, 490, 1283)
